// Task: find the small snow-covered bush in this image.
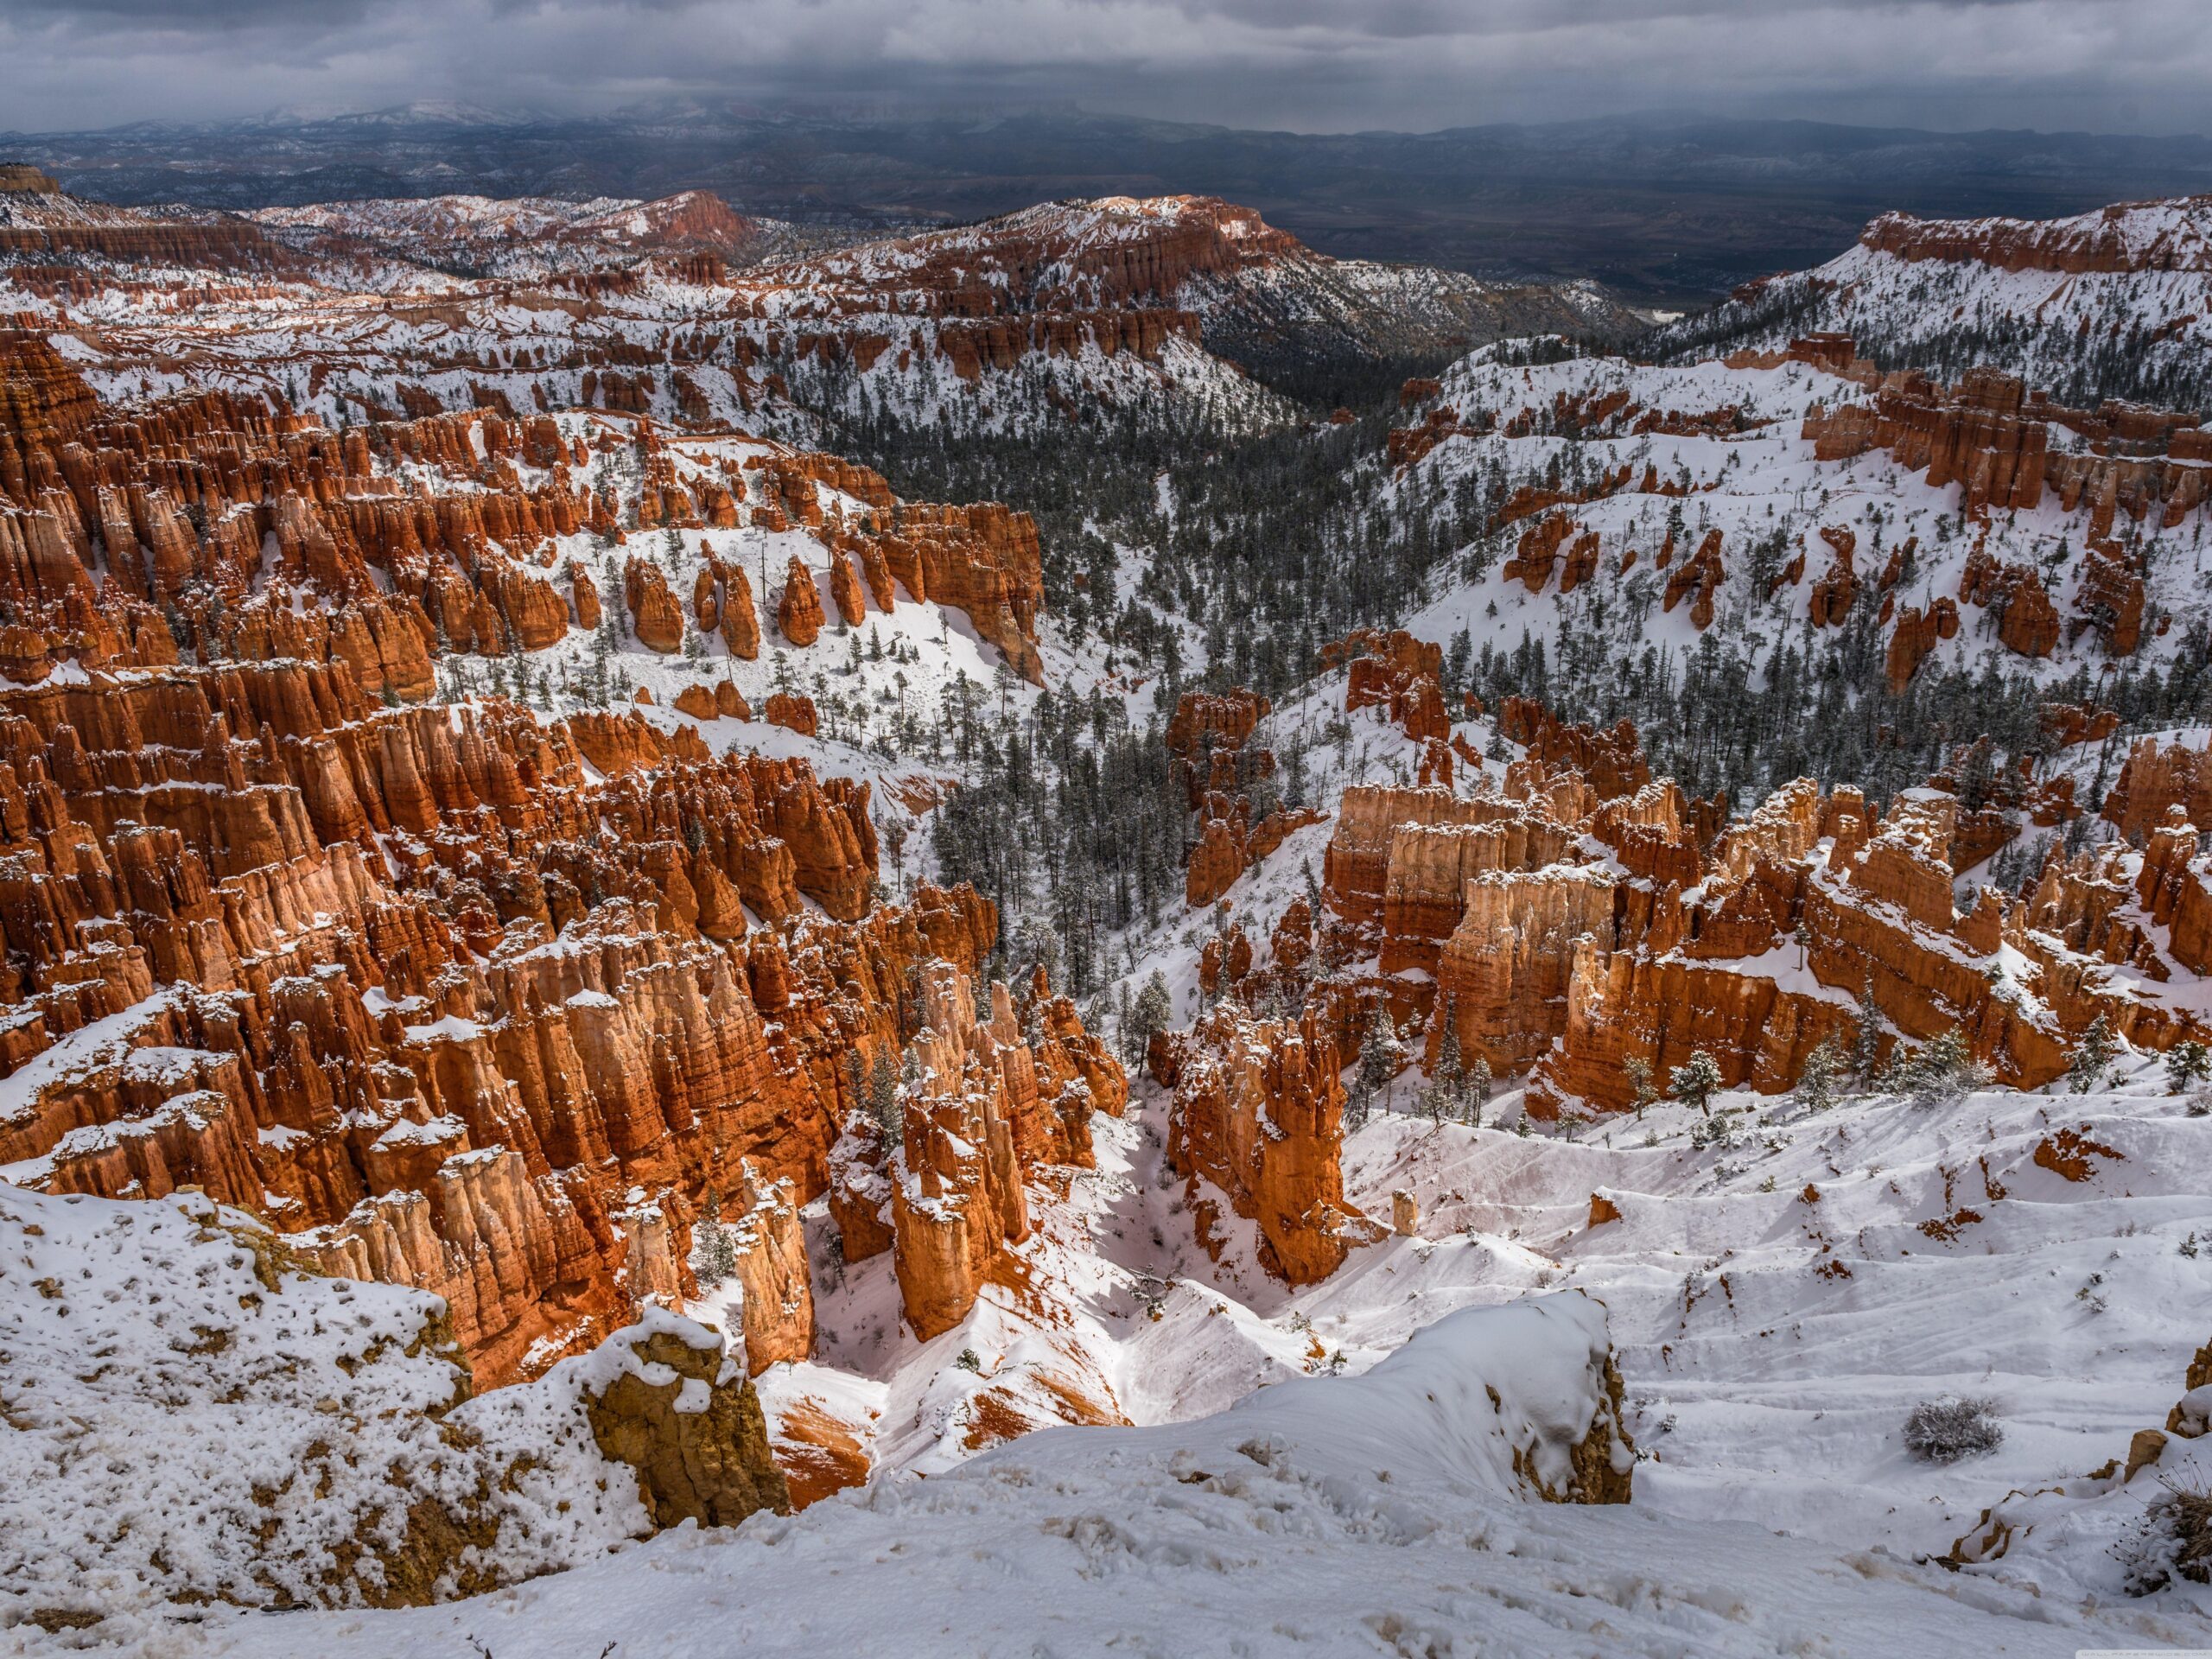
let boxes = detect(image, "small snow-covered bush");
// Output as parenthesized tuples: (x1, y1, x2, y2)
(1903, 1396, 2005, 1464)
(2116, 1479, 2212, 1595)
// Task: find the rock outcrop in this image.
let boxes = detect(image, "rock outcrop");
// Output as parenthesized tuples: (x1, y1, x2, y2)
(0, 1186, 783, 1624)
(1289, 706, 2208, 1121)
(580, 1306, 791, 1527)
(1160, 1006, 1370, 1285)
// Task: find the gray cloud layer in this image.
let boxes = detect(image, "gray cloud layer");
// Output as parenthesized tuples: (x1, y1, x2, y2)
(0, 0, 2201, 137)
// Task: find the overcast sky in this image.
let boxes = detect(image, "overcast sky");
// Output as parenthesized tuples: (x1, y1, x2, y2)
(0, 0, 2202, 137)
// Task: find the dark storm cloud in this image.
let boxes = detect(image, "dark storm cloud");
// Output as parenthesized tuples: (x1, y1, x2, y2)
(0, 0, 2201, 137)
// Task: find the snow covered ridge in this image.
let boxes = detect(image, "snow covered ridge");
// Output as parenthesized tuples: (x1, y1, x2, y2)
(3, 184, 1630, 442)
(1389, 347, 2209, 760)
(1650, 194, 2212, 409)
(245, 190, 794, 280)
(1860, 195, 2212, 275)
(0, 1185, 785, 1635)
(112, 1253, 2211, 1659)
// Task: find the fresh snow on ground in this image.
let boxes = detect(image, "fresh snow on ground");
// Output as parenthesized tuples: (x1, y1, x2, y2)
(0, 1186, 653, 1631)
(142, 1234, 2211, 1657)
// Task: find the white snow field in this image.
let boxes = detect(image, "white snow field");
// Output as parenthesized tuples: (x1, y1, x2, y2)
(122, 1287, 2191, 1659)
(0, 1185, 658, 1630)
(23, 1068, 2205, 1656)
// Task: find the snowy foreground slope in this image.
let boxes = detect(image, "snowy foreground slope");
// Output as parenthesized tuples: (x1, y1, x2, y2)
(36, 1071, 2206, 1656)
(0, 1185, 734, 1627)
(108, 1291, 2173, 1659)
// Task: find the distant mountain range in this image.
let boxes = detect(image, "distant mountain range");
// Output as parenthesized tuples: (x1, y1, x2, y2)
(7, 105, 2210, 302)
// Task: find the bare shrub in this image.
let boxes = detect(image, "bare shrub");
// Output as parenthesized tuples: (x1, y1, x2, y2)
(2118, 1478, 2212, 1596)
(1903, 1396, 2004, 1464)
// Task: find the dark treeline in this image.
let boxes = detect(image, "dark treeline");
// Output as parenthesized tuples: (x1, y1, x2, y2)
(828, 361, 1479, 998)
(929, 685, 1189, 999)
(1459, 612, 2212, 815)
(810, 334, 2211, 998)
(831, 375, 1478, 707)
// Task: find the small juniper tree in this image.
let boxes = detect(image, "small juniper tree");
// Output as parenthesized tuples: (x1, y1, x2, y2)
(1849, 980, 1887, 1090)
(692, 1192, 738, 1288)
(1430, 1012, 1466, 1125)
(2167, 1039, 2211, 1096)
(1357, 1005, 1402, 1116)
(1623, 1055, 1658, 1116)
(2067, 1015, 2119, 1095)
(1794, 1036, 1845, 1113)
(1903, 1396, 2004, 1465)
(1901, 1027, 1987, 1108)
(1126, 969, 1174, 1066)
(1465, 1056, 1492, 1128)
(1344, 1070, 1375, 1133)
(1671, 1049, 1723, 1116)
(868, 1049, 900, 1144)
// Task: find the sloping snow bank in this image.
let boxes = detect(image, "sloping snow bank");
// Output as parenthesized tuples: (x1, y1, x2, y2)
(113, 1289, 2137, 1659)
(0, 1185, 650, 1630)
(1098, 1289, 1634, 1506)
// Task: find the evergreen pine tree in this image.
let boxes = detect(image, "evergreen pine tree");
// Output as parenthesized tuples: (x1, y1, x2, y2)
(1623, 1056, 1658, 1114)
(692, 1192, 738, 1288)
(1670, 1050, 1723, 1116)
(868, 1050, 900, 1143)
(1357, 1006, 1401, 1116)
(2067, 1015, 2119, 1095)
(1126, 970, 1174, 1066)
(1794, 1037, 1845, 1112)
(1900, 1027, 1987, 1107)
(2165, 1039, 2210, 1096)
(1849, 980, 1887, 1090)
(1465, 1057, 1492, 1128)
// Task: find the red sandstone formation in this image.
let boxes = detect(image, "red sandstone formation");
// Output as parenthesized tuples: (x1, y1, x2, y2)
(1798, 341, 2211, 541)
(1808, 526, 1857, 626)
(1160, 1006, 1371, 1285)
(725, 1160, 817, 1373)
(0, 340, 1125, 1398)
(777, 556, 824, 647)
(1959, 543, 2059, 658)
(764, 692, 817, 736)
(1333, 629, 1451, 743)
(2105, 735, 2212, 839)
(1885, 597, 1960, 691)
(1859, 203, 2212, 276)
(720, 561, 761, 658)
(825, 964, 1126, 1338)
(626, 556, 685, 652)
(0, 187, 280, 271)
(1163, 686, 1314, 907)
(836, 500, 1047, 683)
(1286, 710, 2208, 1124)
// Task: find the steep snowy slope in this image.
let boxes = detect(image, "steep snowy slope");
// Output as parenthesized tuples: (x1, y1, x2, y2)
(1385, 337, 2211, 802)
(54, 1070, 2212, 1655)
(0, 1185, 785, 1630)
(1654, 196, 2212, 409)
(3, 188, 1634, 445)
